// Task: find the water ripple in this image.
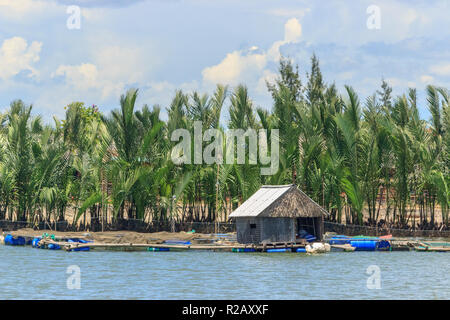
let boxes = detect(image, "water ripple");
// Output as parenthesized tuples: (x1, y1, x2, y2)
(0, 246, 448, 299)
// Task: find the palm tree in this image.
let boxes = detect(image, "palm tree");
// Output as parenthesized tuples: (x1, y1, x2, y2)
(0, 54, 448, 232)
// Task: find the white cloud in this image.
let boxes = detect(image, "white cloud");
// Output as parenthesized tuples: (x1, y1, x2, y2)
(385, 77, 416, 89)
(147, 80, 174, 93)
(420, 75, 434, 83)
(2, 1, 447, 122)
(429, 63, 450, 76)
(93, 45, 145, 93)
(202, 50, 266, 86)
(336, 71, 354, 81)
(80, 7, 107, 22)
(0, 0, 58, 20)
(202, 18, 302, 87)
(0, 0, 43, 13)
(52, 45, 148, 100)
(268, 8, 310, 18)
(256, 70, 278, 94)
(35, 43, 156, 118)
(0, 0, 112, 26)
(266, 18, 302, 62)
(53, 63, 99, 89)
(284, 18, 302, 43)
(0, 37, 42, 80)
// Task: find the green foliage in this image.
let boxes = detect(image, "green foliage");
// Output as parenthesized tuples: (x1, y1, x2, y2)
(0, 55, 448, 230)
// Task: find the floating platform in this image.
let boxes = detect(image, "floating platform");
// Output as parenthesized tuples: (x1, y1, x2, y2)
(330, 244, 356, 252)
(414, 241, 450, 252)
(27, 238, 312, 253)
(415, 246, 450, 252)
(3, 232, 448, 253)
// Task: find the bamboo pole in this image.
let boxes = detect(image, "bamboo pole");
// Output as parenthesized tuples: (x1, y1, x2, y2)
(215, 162, 219, 235)
(38, 238, 308, 252)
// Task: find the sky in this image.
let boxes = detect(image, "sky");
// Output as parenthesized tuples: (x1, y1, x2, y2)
(0, 0, 449, 123)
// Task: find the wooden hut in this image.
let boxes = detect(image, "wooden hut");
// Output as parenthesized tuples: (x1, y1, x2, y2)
(229, 185, 329, 244)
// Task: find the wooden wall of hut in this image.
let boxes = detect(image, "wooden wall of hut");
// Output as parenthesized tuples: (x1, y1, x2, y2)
(236, 218, 261, 244)
(260, 217, 295, 244)
(236, 217, 297, 244)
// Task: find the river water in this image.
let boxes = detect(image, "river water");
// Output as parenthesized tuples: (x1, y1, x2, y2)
(0, 245, 448, 299)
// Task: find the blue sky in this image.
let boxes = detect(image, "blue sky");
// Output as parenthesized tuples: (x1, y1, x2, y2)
(0, 0, 449, 122)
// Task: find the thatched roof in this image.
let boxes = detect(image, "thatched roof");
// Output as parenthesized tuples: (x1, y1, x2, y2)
(229, 184, 329, 218)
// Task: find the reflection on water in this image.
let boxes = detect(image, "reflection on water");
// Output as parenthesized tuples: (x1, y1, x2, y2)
(0, 246, 448, 299)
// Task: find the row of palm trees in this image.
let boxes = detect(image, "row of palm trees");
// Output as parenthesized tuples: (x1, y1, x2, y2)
(0, 55, 448, 230)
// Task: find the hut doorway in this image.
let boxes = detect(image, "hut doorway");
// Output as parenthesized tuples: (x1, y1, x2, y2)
(296, 217, 322, 241)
